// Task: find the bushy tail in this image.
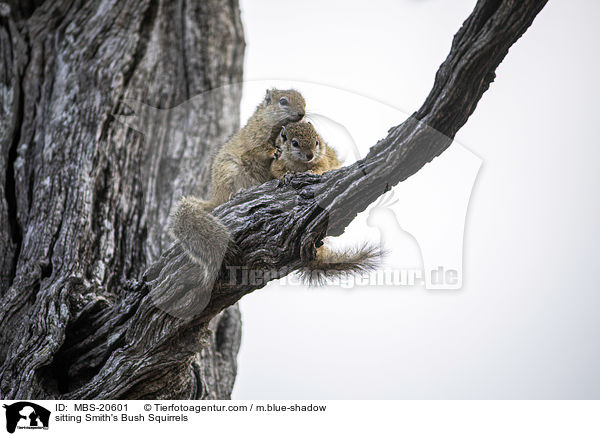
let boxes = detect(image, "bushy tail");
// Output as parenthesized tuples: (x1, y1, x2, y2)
(169, 196, 230, 288)
(299, 243, 381, 286)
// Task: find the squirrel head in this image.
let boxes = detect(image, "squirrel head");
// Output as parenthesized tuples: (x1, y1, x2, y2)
(276, 121, 322, 163)
(261, 88, 306, 126)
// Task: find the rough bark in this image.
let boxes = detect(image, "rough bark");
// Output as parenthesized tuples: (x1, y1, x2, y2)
(0, 0, 548, 399)
(0, 0, 244, 399)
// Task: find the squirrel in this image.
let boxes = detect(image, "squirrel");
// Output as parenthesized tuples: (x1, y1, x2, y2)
(271, 121, 380, 284)
(208, 89, 306, 208)
(271, 121, 341, 177)
(170, 89, 306, 286)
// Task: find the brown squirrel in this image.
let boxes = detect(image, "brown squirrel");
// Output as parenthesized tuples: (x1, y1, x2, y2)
(271, 121, 341, 177)
(272, 121, 379, 284)
(207, 88, 306, 208)
(170, 89, 305, 285)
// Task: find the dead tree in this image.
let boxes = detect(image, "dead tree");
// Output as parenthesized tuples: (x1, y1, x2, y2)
(0, 0, 548, 399)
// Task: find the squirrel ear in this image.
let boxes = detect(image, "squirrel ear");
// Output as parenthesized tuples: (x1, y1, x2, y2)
(280, 126, 287, 141)
(264, 89, 274, 104)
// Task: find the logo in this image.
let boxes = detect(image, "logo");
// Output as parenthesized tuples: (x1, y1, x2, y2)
(3, 402, 50, 433)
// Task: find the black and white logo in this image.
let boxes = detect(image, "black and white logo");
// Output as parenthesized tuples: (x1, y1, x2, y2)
(3, 402, 50, 433)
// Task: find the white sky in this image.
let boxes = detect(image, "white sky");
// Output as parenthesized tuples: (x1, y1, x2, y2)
(232, 0, 600, 399)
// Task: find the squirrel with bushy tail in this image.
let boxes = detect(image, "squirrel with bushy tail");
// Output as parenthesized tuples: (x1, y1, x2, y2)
(170, 89, 378, 287)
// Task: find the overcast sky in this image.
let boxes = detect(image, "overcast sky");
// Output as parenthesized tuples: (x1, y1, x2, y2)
(232, 0, 600, 399)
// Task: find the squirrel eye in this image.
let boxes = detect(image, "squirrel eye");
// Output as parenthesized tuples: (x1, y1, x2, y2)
(279, 97, 289, 106)
(315, 139, 319, 147)
(291, 139, 299, 148)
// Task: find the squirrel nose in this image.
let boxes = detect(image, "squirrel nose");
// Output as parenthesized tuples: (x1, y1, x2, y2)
(297, 111, 305, 118)
(306, 152, 313, 160)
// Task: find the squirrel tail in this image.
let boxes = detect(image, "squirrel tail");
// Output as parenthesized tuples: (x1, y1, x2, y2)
(169, 196, 231, 287)
(298, 243, 381, 286)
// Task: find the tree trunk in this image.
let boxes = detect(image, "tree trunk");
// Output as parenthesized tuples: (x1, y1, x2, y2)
(0, 0, 244, 399)
(0, 0, 548, 400)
